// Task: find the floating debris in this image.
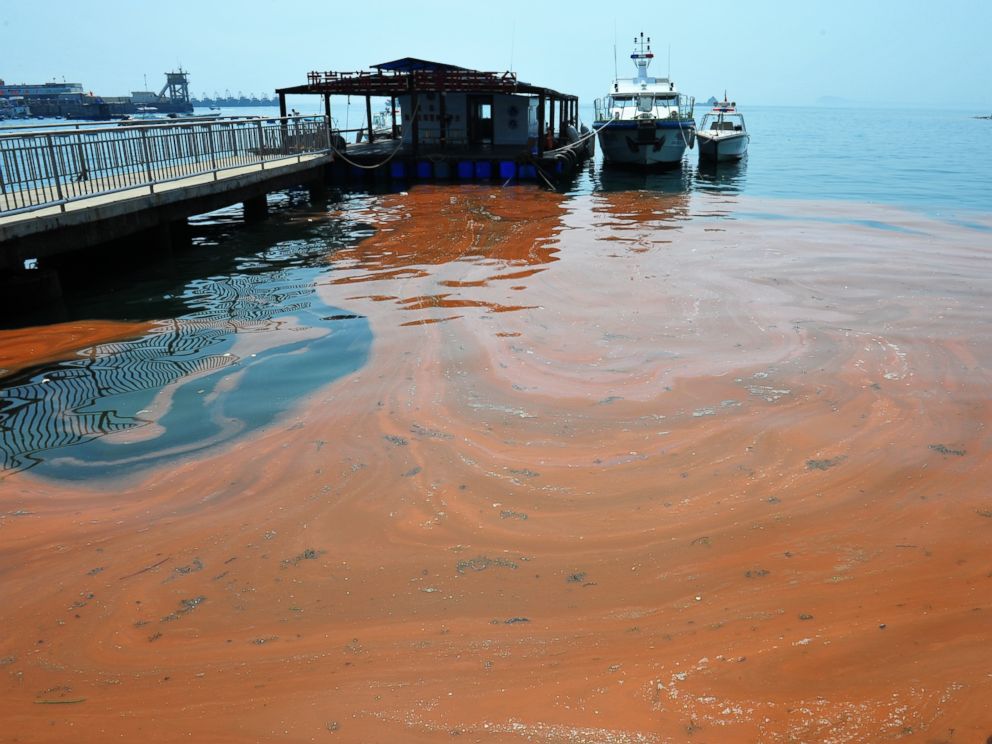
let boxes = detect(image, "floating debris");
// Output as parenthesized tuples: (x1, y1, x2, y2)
(929, 443, 966, 456)
(161, 596, 205, 622)
(507, 468, 539, 478)
(171, 558, 204, 577)
(409, 423, 453, 440)
(383, 435, 408, 446)
(119, 557, 170, 580)
(499, 510, 528, 521)
(282, 548, 325, 566)
(456, 555, 518, 574)
(34, 698, 86, 705)
(806, 456, 845, 471)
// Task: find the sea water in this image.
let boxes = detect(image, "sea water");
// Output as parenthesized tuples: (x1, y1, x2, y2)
(2, 104, 992, 742)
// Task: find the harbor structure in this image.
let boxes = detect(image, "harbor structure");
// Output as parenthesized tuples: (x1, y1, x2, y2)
(192, 92, 279, 108)
(275, 57, 593, 184)
(0, 72, 193, 120)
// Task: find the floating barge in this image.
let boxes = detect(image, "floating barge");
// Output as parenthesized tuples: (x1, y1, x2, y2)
(275, 58, 593, 186)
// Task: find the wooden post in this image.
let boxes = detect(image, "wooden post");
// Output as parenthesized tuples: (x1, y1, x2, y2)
(537, 95, 545, 156)
(549, 98, 555, 141)
(279, 93, 287, 118)
(439, 92, 447, 146)
(390, 95, 397, 138)
(365, 95, 374, 144)
(411, 89, 419, 157)
(244, 194, 268, 223)
(323, 94, 331, 123)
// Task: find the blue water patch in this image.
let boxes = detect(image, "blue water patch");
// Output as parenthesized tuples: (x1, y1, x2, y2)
(0, 265, 371, 482)
(576, 103, 992, 215)
(735, 210, 930, 235)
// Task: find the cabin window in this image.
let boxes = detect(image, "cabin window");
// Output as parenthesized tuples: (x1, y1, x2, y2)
(637, 95, 653, 112)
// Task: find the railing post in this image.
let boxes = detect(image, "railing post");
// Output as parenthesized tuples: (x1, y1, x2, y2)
(256, 119, 265, 169)
(139, 128, 155, 193)
(45, 134, 66, 212)
(206, 122, 218, 180)
(75, 131, 89, 184)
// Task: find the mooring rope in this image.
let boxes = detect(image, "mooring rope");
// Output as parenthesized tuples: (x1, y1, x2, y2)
(326, 101, 421, 171)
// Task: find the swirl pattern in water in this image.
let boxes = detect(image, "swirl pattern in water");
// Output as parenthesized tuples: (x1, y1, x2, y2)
(0, 247, 370, 480)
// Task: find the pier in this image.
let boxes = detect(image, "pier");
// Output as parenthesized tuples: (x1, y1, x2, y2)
(1, 59, 593, 305)
(0, 115, 334, 299)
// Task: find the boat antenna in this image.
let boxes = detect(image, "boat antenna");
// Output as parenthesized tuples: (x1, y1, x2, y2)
(668, 45, 671, 79)
(613, 20, 618, 80)
(509, 20, 515, 73)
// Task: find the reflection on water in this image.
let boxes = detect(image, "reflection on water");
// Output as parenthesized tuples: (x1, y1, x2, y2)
(326, 187, 568, 327)
(593, 162, 696, 195)
(694, 158, 748, 195)
(0, 214, 372, 481)
(580, 156, 746, 199)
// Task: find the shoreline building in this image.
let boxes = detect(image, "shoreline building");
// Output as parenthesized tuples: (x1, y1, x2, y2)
(0, 73, 192, 120)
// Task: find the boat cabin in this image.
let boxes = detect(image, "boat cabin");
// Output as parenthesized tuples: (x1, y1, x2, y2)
(699, 102, 746, 133)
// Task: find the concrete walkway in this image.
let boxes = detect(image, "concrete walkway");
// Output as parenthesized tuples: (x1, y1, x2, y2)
(0, 152, 331, 241)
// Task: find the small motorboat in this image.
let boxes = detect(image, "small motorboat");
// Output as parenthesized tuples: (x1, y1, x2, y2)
(696, 97, 749, 162)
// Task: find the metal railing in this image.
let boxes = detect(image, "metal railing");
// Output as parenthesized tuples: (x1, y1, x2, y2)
(0, 115, 331, 216)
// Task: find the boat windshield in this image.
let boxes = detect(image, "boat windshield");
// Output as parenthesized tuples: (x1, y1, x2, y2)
(611, 94, 677, 109)
(701, 113, 745, 131)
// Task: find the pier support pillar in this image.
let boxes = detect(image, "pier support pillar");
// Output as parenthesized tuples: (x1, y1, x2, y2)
(152, 222, 174, 257)
(307, 178, 327, 205)
(170, 219, 192, 251)
(244, 194, 269, 223)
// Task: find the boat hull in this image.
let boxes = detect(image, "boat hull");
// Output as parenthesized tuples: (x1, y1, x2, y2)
(594, 120, 695, 167)
(696, 131, 749, 162)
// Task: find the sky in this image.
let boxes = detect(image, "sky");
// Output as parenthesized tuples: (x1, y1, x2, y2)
(2, 0, 990, 109)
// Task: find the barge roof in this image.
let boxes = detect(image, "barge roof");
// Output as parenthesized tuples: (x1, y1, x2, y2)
(277, 58, 575, 101)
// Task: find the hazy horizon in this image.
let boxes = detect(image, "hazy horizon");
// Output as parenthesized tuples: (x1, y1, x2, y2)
(3, 0, 990, 110)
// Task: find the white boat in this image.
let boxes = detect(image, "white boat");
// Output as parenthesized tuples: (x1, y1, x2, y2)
(696, 97, 749, 161)
(593, 33, 696, 168)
